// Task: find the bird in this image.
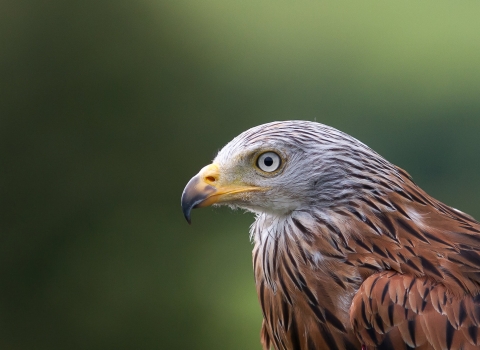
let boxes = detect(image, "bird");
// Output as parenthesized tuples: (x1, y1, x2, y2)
(181, 120, 480, 350)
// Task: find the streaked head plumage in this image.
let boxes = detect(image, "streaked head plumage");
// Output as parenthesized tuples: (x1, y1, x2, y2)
(208, 120, 399, 215)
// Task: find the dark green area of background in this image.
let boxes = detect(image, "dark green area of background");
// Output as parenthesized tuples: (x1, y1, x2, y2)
(1, 1, 479, 349)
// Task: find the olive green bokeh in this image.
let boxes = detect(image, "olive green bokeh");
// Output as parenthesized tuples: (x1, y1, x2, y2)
(1, 1, 480, 349)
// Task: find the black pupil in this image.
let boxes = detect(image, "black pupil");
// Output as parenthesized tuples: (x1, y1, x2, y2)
(264, 156, 274, 167)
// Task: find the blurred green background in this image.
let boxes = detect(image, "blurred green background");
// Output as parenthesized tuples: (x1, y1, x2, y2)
(1, 1, 480, 349)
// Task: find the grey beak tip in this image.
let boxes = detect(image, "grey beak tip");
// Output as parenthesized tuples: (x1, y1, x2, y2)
(181, 193, 193, 225)
(184, 209, 192, 225)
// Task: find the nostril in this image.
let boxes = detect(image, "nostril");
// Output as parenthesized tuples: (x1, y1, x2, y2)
(205, 176, 216, 183)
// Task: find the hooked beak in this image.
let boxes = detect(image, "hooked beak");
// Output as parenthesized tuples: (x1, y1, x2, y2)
(181, 163, 263, 224)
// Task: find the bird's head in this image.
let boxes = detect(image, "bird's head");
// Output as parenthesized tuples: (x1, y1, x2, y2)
(181, 120, 395, 223)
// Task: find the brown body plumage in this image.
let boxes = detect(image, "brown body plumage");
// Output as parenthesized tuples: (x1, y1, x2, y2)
(181, 121, 480, 349)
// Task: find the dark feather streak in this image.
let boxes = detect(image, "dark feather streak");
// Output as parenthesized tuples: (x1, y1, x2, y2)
(289, 316, 302, 350)
(324, 307, 347, 332)
(420, 256, 444, 278)
(396, 218, 430, 244)
(446, 320, 455, 350)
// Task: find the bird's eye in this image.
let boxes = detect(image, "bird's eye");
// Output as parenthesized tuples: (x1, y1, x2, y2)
(256, 152, 281, 173)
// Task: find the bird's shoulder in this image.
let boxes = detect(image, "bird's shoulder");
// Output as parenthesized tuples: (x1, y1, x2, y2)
(350, 271, 480, 350)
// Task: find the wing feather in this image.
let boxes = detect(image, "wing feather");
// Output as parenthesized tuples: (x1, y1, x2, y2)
(351, 271, 480, 349)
